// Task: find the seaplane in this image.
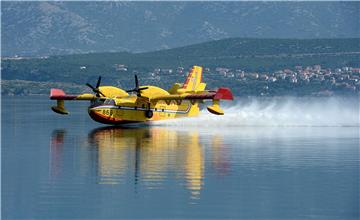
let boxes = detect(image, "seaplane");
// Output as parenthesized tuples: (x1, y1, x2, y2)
(50, 65, 233, 125)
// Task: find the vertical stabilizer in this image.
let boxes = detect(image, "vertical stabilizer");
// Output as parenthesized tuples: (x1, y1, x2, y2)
(182, 66, 203, 91)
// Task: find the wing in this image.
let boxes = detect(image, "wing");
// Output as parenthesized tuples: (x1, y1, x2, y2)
(150, 87, 233, 115)
(50, 89, 98, 114)
(150, 87, 233, 101)
(50, 89, 97, 101)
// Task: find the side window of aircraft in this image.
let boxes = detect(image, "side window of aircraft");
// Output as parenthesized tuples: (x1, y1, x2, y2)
(91, 98, 105, 106)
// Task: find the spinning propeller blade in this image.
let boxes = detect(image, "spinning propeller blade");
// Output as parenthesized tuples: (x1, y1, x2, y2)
(86, 76, 106, 97)
(135, 75, 139, 89)
(126, 75, 148, 97)
(96, 76, 101, 88)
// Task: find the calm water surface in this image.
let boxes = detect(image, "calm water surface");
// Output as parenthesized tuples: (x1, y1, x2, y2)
(2, 96, 359, 219)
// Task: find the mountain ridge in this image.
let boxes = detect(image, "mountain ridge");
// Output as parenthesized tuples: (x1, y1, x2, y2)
(2, 1, 359, 57)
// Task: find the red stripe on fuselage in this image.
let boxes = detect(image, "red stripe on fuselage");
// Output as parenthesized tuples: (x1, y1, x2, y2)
(88, 110, 142, 125)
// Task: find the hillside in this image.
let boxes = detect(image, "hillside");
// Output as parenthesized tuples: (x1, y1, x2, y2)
(2, 1, 359, 56)
(2, 38, 360, 96)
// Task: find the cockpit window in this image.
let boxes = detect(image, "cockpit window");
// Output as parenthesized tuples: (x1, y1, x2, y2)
(91, 98, 104, 106)
(104, 99, 115, 105)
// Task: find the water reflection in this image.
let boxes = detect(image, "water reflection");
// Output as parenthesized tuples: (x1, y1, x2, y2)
(49, 129, 66, 179)
(49, 126, 230, 200)
(211, 135, 230, 176)
(89, 127, 204, 198)
(88, 127, 131, 185)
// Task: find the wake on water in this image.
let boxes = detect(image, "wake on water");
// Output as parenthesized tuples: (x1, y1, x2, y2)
(154, 97, 359, 127)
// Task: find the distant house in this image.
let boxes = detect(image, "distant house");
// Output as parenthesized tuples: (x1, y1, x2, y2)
(161, 69, 173, 74)
(351, 68, 360, 74)
(268, 76, 277, 82)
(114, 64, 127, 71)
(215, 67, 230, 76)
(313, 65, 321, 72)
(290, 76, 298, 83)
(283, 69, 294, 75)
(177, 67, 185, 73)
(250, 73, 259, 79)
(295, 66, 303, 71)
(260, 74, 268, 80)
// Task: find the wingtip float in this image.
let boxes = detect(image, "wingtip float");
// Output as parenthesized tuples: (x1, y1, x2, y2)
(50, 65, 234, 125)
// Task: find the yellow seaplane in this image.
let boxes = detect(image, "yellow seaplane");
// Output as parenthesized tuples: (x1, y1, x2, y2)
(50, 65, 233, 125)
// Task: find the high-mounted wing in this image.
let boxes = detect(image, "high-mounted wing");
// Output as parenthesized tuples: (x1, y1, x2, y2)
(50, 82, 130, 115)
(151, 87, 233, 115)
(50, 89, 96, 101)
(150, 87, 233, 101)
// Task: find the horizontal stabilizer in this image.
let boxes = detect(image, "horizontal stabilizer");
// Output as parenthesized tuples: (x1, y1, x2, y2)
(214, 87, 233, 100)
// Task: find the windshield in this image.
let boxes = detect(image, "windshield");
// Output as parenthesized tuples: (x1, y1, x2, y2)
(104, 99, 115, 105)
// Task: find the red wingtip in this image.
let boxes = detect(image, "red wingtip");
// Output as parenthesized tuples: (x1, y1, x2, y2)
(50, 89, 77, 100)
(214, 87, 234, 100)
(50, 88, 66, 98)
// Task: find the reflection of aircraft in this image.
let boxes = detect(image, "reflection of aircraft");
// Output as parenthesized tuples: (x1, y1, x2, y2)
(211, 135, 230, 175)
(49, 129, 66, 178)
(88, 126, 204, 198)
(50, 66, 233, 125)
(49, 127, 230, 199)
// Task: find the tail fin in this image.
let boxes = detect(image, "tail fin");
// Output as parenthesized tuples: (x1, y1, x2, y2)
(182, 66, 204, 91)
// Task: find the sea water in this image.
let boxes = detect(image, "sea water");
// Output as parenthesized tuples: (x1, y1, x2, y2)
(2, 96, 359, 219)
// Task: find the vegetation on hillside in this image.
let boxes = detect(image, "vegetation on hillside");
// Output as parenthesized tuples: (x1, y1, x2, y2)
(2, 38, 359, 96)
(1, 80, 89, 96)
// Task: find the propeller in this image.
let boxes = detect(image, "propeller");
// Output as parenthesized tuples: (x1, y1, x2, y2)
(126, 75, 148, 97)
(86, 76, 106, 97)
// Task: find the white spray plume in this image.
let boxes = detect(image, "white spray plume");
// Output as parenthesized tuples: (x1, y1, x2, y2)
(154, 97, 359, 127)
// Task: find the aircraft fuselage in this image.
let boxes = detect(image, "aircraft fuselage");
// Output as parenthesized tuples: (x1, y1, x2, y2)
(88, 98, 200, 125)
